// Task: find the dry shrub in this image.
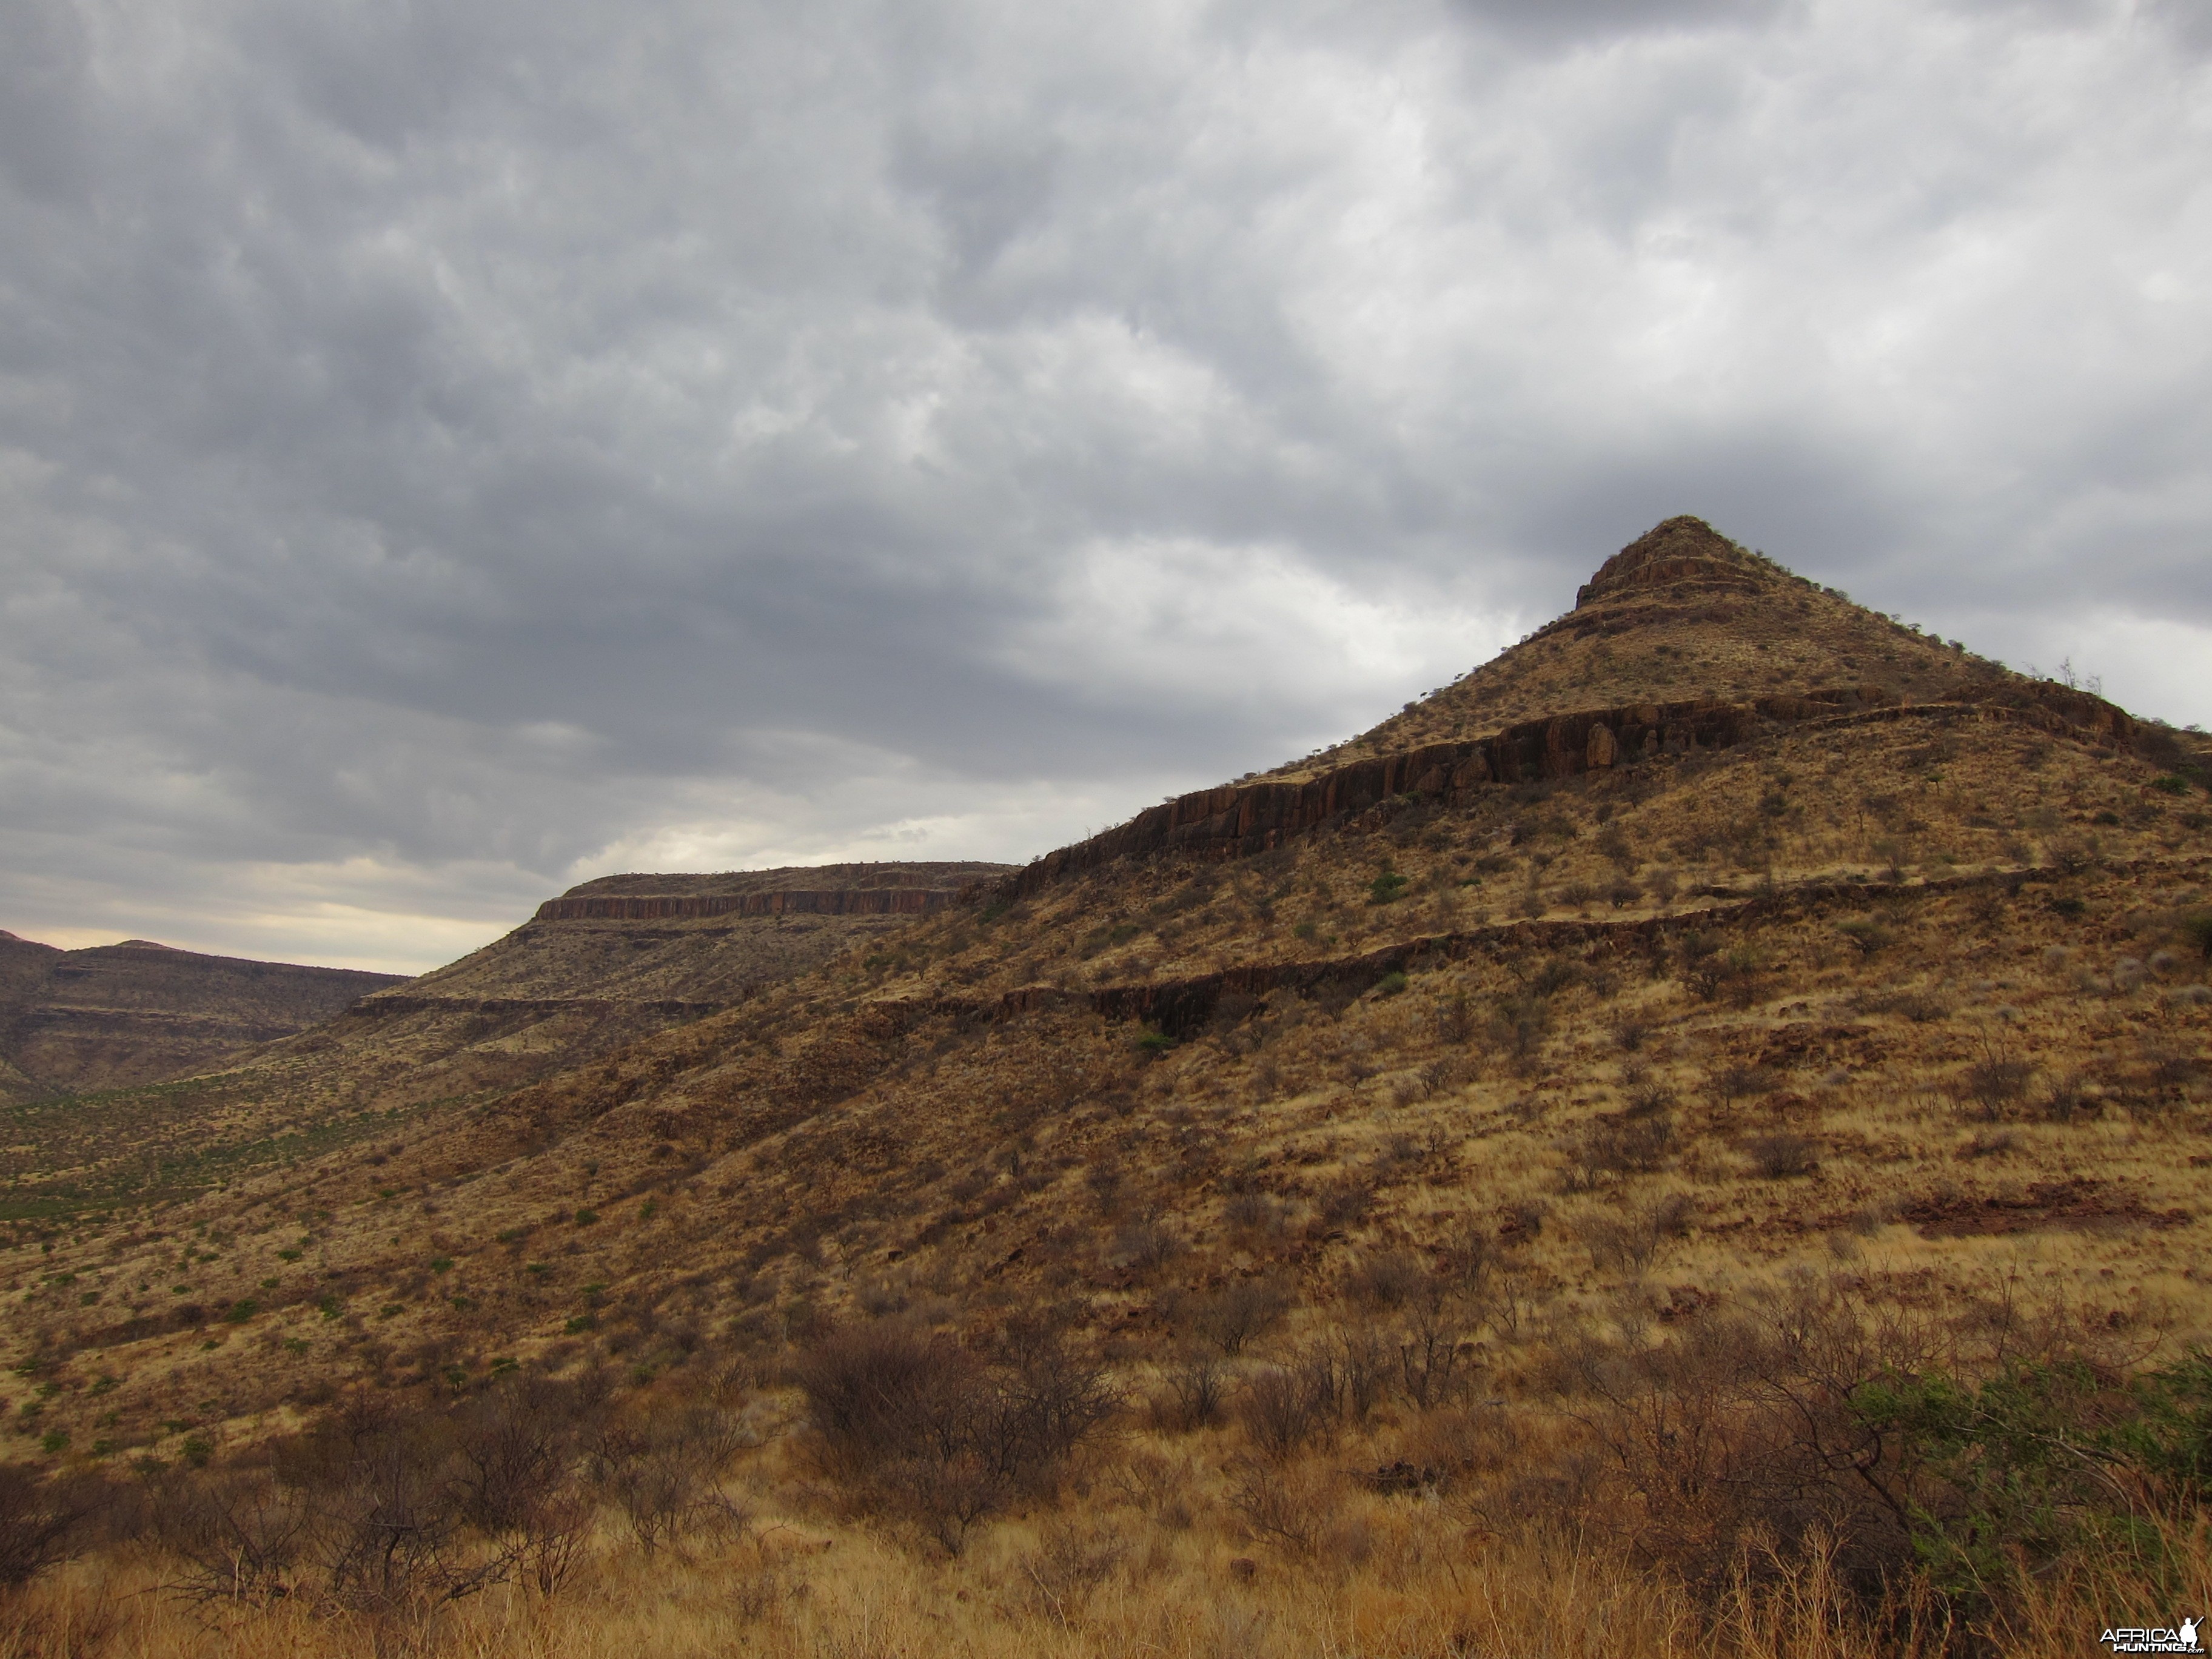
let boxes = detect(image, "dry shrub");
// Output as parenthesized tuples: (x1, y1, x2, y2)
(1342, 1250, 1426, 1312)
(1532, 1264, 2200, 1624)
(153, 1469, 315, 1606)
(1422, 1051, 1475, 1093)
(1220, 1190, 1285, 1236)
(1487, 993, 1550, 1065)
(1108, 1446, 1196, 1527)
(1560, 1110, 1677, 1191)
(0, 1466, 109, 1592)
(1578, 1192, 1695, 1273)
(1688, 949, 1761, 1007)
(1187, 1276, 1293, 1355)
(1237, 1359, 1330, 1461)
(1222, 1459, 1336, 1555)
(1557, 1280, 1930, 1591)
(1956, 1050, 2033, 1121)
(1105, 1221, 1180, 1275)
(1713, 1064, 1784, 1108)
(1743, 1132, 1820, 1179)
(1395, 1300, 1476, 1410)
(1149, 1355, 1227, 1433)
(1236, 1326, 1396, 1460)
(1017, 1516, 1128, 1627)
(793, 1318, 1114, 1553)
(160, 1395, 537, 1619)
(588, 1402, 751, 1558)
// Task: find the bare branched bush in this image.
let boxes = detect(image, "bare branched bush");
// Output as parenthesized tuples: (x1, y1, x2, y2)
(0, 1466, 107, 1592)
(793, 1318, 1114, 1553)
(154, 1469, 315, 1606)
(1577, 1193, 1694, 1273)
(1711, 1064, 1783, 1109)
(163, 1400, 509, 1620)
(1019, 1517, 1127, 1627)
(1188, 1278, 1293, 1356)
(1487, 993, 1549, 1066)
(453, 1376, 578, 1536)
(1150, 1355, 1227, 1433)
(1342, 1250, 1426, 1312)
(588, 1403, 751, 1558)
(1560, 1280, 1929, 1589)
(1395, 1304, 1473, 1411)
(1558, 1111, 1675, 1191)
(1956, 1044, 2033, 1121)
(1236, 1349, 1340, 1461)
(1106, 1221, 1181, 1275)
(1743, 1133, 1819, 1179)
(1222, 1460, 1333, 1555)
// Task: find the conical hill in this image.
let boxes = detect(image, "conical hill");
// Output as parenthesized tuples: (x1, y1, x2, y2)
(1265, 516, 1996, 779)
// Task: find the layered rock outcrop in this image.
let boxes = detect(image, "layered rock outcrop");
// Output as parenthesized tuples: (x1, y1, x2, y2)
(1572, 514, 1776, 608)
(535, 887, 964, 922)
(1001, 680, 2145, 900)
(400, 863, 1011, 1009)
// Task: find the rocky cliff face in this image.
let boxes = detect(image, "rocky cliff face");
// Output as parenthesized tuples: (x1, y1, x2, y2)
(0, 933, 400, 1101)
(417, 863, 1010, 1003)
(535, 885, 974, 922)
(1005, 677, 2145, 899)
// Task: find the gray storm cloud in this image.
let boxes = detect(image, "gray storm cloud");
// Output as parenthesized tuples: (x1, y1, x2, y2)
(1, 0, 2207, 971)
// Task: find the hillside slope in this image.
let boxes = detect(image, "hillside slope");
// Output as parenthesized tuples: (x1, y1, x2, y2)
(0, 933, 399, 1104)
(5, 518, 2208, 1578)
(0, 863, 1007, 1220)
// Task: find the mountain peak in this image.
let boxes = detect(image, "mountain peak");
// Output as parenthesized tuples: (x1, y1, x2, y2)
(1253, 518, 2002, 782)
(1575, 515, 1776, 609)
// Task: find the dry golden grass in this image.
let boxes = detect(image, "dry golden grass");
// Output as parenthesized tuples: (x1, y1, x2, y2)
(8, 1497, 2200, 1659)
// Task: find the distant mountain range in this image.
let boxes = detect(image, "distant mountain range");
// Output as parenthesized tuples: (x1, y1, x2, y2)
(0, 934, 400, 1103)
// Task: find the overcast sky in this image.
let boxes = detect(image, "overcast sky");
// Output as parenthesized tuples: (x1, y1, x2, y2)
(3, 0, 2208, 973)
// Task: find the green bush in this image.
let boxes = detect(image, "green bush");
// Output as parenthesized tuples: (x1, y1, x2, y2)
(1851, 1351, 2212, 1607)
(1836, 917, 1893, 956)
(1372, 970, 1408, 998)
(1367, 872, 1410, 905)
